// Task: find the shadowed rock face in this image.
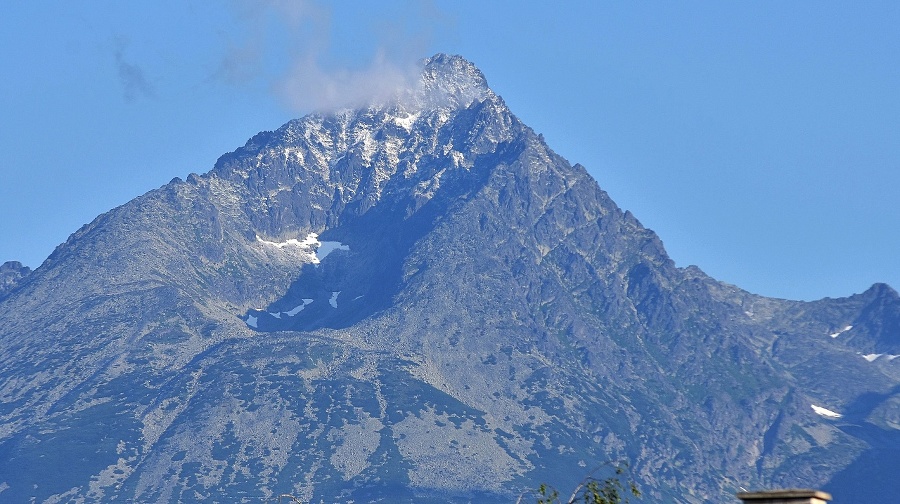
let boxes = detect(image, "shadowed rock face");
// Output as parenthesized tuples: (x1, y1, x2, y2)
(0, 54, 898, 503)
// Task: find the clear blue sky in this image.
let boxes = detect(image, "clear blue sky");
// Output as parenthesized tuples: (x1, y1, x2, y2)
(2, 1, 898, 301)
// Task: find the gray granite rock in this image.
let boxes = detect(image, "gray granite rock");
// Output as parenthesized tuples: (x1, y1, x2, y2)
(0, 260, 30, 299)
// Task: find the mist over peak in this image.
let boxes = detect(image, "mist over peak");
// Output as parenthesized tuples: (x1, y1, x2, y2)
(276, 53, 494, 115)
(275, 50, 420, 113)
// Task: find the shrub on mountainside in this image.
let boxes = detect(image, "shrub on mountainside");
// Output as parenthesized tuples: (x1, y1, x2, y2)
(517, 463, 641, 504)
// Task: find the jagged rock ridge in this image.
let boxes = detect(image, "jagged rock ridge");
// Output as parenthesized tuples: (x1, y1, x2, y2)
(0, 260, 30, 299)
(0, 54, 899, 503)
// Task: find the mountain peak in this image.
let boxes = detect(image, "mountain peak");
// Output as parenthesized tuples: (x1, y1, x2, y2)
(415, 53, 492, 110)
(212, 53, 515, 208)
(864, 282, 899, 299)
(339, 53, 495, 114)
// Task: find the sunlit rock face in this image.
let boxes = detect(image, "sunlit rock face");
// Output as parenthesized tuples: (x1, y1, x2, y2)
(1, 54, 899, 503)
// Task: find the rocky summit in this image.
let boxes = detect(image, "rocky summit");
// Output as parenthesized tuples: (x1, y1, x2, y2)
(1, 54, 899, 503)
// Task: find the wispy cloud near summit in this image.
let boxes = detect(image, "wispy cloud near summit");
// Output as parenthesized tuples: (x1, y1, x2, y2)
(276, 50, 419, 112)
(221, 0, 447, 113)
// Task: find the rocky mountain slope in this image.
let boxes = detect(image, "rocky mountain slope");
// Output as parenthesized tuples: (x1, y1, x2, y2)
(1, 54, 898, 503)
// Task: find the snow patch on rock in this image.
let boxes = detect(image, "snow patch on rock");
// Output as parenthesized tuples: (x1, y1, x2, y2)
(829, 325, 853, 338)
(811, 404, 842, 419)
(393, 112, 419, 131)
(860, 353, 900, 362)
(284, 299, 314, 316)
(257, 232, 349, 265)
(316, 241, 350, 262)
